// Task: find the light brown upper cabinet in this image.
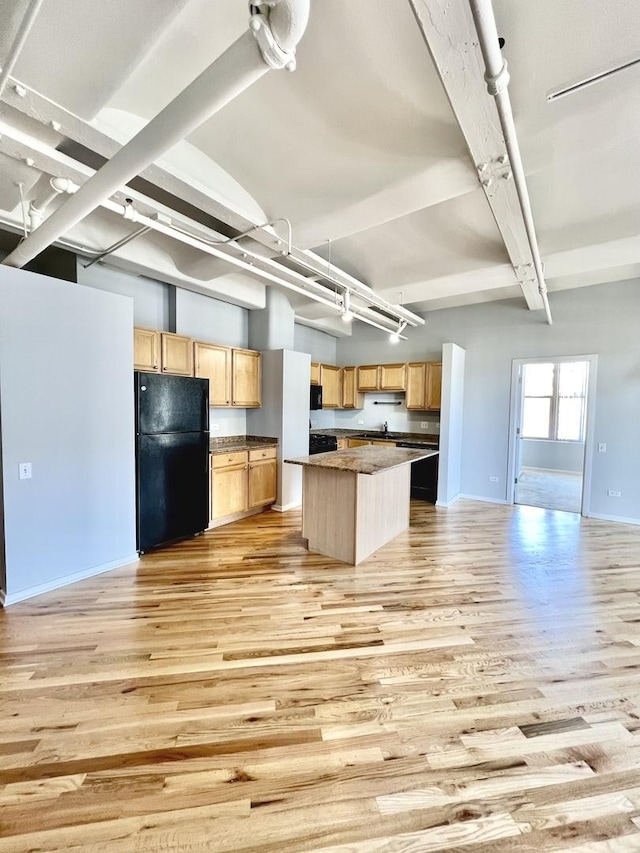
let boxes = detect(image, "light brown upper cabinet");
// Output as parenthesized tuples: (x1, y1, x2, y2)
(406, 362, 442, 411)
(192, 342, 261, 408)
(357, 363, 406, 392)
(232, 348, 261, 407)
(426, 362, 442, 410)
(310, 362, 321, 385)
(194, 342, 231, 407)
(161, 332, 193, 376)
(341, 366, 364, 409)
(357, 365, 380, 392)
(319, 364, 342, 408)
(134, 327, 160, 372)
(379, 363, 406, 391)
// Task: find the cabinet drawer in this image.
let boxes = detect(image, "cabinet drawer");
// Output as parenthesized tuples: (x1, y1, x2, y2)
(211, 450, 248, 469)
(249, 446, 277, 462)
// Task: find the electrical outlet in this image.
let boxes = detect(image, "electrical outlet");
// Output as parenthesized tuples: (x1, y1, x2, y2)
(489, 475, 499, 482)
(420, 421, 430, 429)
(598, 443, 607, 452)
(607, 490, 621, 497)
(357, 419, 364, 425)
(211, 424, 220, 431)
(19, 462, 32, 480)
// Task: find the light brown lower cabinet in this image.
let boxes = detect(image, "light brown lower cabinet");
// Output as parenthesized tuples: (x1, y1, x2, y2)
(248, 449, 277, 507)
(210, 446, 277, 524)
(347, 439, 370, 448)
(210, 451, 248, 521)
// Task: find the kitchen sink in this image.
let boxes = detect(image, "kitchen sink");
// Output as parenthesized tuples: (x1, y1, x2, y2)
(354, 432, 384, 439)
(354, 432, 396, 440)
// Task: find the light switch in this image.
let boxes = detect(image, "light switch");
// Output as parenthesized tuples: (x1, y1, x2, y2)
(598, 443, 606, 453)
(19, 462, 32, 480)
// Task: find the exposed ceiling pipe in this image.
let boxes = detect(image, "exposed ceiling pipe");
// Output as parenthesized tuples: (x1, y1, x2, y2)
(468, 0, 553, 325)
(0, 0, 44, 102)
(283, 250, 425, 328)
(0, 104, 423, 329)
(81, 224, 152, 270)
(51, 178, 408, 336)
(1, 0, 309, 270)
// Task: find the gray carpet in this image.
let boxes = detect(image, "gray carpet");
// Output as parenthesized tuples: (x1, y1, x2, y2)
(516, 467, 583, 513)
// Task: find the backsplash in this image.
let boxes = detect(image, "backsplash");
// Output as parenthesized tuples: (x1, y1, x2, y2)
(334, 392, 440, 434)
(209, 407, 247, 437)
(309, 408, 336, 430)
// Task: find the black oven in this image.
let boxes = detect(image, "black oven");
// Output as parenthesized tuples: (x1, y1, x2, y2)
(309, 434, 337, 455)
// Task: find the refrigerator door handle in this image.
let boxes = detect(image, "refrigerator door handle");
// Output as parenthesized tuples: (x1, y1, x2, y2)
(202, 381, 209, 431)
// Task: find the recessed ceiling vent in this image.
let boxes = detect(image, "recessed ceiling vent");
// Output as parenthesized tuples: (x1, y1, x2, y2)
(547, 53, 640, 101)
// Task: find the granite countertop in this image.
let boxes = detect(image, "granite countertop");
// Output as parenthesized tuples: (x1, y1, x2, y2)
(310, 428, 439, 445)
(209, 435, 278, 454)
(285, 445, 438, 475)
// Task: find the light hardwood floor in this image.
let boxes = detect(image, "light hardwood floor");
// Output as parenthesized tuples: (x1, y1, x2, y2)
(2, 500, 640, 851)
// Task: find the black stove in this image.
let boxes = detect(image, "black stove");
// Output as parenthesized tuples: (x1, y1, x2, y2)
(309, 434, 338, 455)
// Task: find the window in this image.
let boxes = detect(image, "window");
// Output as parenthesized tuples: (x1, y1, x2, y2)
(521, 361, 588, 441)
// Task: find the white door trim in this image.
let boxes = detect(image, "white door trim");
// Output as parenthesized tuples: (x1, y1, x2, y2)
(506, 354, 598, 517)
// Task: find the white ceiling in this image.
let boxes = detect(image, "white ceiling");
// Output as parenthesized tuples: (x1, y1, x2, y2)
(0, 0, 639, 331)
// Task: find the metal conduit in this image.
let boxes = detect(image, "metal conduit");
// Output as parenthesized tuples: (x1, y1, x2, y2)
(469, 0, 553, 325)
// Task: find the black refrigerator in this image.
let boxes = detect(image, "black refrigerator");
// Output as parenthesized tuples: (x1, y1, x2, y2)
(135, 371, 210, 552)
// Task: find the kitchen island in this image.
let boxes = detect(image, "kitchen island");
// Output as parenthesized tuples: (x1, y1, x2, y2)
(286, 445, 438, 565)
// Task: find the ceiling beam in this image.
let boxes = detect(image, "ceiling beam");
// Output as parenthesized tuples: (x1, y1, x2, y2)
(1, 77, 422, 327)
(408, 0, 544, 310)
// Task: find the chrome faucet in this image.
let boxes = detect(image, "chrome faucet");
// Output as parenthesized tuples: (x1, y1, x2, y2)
(383, 421, 388, 435)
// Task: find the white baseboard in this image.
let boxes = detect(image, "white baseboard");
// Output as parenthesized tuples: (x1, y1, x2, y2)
(3, 553, 139, 606)
(459, 494, 510, 505)
(522, 466, 582, 476)
(272, 501, 302, 513)
(587, 511, 640, 527)
(435, 494, 461, 508)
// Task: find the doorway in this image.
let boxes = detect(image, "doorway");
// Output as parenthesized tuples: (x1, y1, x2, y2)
(508, 356, 597, 515)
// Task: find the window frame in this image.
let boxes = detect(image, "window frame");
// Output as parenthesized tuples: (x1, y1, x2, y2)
(521, 361, 588, 443)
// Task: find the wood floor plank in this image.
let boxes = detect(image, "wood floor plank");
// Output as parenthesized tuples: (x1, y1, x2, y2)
(1, 499, 640, 850)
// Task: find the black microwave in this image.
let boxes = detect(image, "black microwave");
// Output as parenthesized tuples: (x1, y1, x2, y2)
(310, 385, 323, 410)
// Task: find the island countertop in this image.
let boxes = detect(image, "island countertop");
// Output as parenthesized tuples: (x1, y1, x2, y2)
(285, 445, 438, 476)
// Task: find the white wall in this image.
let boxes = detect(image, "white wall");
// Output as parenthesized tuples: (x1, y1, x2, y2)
(334, 393, 440, 435)
(294, 324, 339, 430)
(294, 323, 338, 364)
(78, 262, 251, 437)
(78, 261, 169, 329)
(337, 280, 640, 523)
(521, 440, 585, 474)
(438, 343, 465, 505)
(247, 350, 310, 510)
(174, 287, 248, 347)
(334, 333, 442, 434)
(0, 267, 137, 603)
(250, 290, 294, 351)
